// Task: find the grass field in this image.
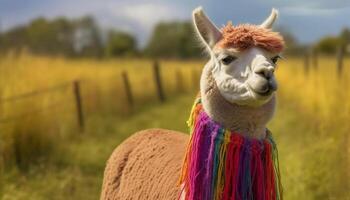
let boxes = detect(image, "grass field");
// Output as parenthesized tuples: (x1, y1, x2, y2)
(0, 53, 349, 199)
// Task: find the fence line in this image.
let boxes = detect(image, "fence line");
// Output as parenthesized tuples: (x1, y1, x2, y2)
(0, 101, 65, 124)
(73, 80, 84, 132)
(192, 68, 200, 91)
(304, 47, 347, 76)
(0, 62, 199, 130)
(176, 69, 184, 93)
(304, 53, 310, 75)
(121, 71, 133, 107)
(153, 61, 165, 102)
(0, 80, 85, 131)
(312, 49, 318, 70)
(0, 81, 72, 104)
(337, 46, 345, 77)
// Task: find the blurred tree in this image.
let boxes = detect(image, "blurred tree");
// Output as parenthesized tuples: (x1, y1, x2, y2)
(26, 17, 74, 55)
(315, 28, 350, 54)
(0, 16, 103, 58)
(73, 16, 103, 58)
(339, 28, 350, 44)
(105, 30, 138, 57)
(275, 27, 306, 56)
(50, 17, 75, 56)
(316, 36, 341, 54)
(339, 28, 350, 54)
(144, 21, 201, 59)
(0, 25, 27, 53)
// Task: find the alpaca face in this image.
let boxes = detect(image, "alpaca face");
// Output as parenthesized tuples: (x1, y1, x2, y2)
(210, 46, 280, 106)
(193, 7, 284, 107)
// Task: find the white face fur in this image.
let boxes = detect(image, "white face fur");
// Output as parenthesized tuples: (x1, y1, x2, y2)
(193, 7, 281, 107)
(211, 47, 280, 106)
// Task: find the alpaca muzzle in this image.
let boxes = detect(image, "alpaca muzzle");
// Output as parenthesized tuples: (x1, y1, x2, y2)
(247, 71, 277, 96)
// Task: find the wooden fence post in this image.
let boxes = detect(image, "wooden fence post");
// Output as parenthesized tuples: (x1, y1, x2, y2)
(153, 61, 165, 102)
(122, 71, 133, 107)
(0, 153, 3, 181)
(304, 52, 310, 75)
(312, 49, 318, 70)
(337, 46, 344, 77)
(192, 69, 200, 91)
(176, 69, 184, 93)
(73, 80, 84, 132)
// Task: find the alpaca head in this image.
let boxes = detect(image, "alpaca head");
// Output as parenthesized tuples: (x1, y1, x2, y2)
(193, 7, 285, 137)
(193, 7, 284, 107)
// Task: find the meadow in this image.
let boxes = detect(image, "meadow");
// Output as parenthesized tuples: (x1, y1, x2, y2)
(0, 52, 349, 199)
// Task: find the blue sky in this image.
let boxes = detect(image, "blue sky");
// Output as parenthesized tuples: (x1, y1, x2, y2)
(1, 0, 350, 46)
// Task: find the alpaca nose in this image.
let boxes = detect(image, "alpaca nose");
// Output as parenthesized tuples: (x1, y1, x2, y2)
(254, 65, 274, 79)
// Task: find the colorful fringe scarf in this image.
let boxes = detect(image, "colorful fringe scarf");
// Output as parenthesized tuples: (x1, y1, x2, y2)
(178, 97, 283, 200)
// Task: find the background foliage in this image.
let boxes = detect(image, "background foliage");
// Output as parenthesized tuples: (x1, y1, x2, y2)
(1, 16, 349, 58)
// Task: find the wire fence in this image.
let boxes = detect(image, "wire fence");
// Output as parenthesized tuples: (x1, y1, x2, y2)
(0, 61, 202, 132)
(0, 79, 84, 132)
(0, 100, 65, 124)
(303, 47, 347, 77)
(0, 81, 71, 104)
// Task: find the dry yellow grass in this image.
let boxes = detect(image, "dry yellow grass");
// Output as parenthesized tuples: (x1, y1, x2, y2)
(278, 56, 350, 124)
(0, 52, 204, 170)
(275, 56, 350, 199)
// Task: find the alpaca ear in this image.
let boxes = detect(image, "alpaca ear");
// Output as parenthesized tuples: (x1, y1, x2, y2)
(260, 8, 278, 29)
(192, 7, 222, 50)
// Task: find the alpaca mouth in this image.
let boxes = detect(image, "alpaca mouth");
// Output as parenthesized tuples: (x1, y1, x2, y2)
(246, 75, 278, 99)
(255, 88, 273, 96)
(249, 82, 277, 97)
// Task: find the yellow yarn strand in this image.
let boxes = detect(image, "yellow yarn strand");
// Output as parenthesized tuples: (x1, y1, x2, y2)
(214, 130, 231, 200)
(179, 97, 201, 186)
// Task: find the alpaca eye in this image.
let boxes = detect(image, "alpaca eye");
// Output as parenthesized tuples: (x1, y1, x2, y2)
(221, 56, 237, 65)
(271, 55, 281, 64)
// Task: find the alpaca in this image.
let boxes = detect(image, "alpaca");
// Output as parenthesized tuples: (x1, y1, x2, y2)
(101, 7, 284, 200)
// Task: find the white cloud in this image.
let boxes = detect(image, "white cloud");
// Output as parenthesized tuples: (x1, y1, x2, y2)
(111, 3, 187, 30)
(266, 0, 350, 10)
(125, 5, 171, 28)
(265, 0, 350, 17)
(281, 7, 338, 16)
(100, 2, 188, 47)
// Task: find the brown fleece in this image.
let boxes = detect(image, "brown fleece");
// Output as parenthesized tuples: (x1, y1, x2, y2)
(216, 23, 284, 53)
(100, 129, 188, 200)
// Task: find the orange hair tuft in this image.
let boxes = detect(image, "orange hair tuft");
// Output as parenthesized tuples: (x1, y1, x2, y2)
(216, 23, 284, 53)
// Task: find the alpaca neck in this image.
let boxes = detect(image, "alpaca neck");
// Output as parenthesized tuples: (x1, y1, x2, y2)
(200, 61, 275, 139)
(179, 99, 283, 200)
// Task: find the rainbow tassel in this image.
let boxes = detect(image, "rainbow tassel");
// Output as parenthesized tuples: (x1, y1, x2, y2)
(179, 97, 283, 200)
